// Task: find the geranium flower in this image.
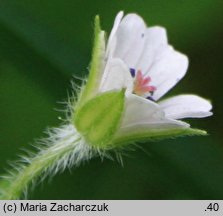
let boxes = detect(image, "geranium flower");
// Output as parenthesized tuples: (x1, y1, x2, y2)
(0, 11, 212, 199)
(75, 11, 212, 146)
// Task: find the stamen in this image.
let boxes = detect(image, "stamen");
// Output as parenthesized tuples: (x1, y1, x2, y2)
(129, 68, 136, 77)
(146, 96, 155, 101)
(131, 69, 156, 100)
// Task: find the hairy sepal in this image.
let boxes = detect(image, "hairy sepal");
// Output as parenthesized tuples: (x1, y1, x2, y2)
(74, 90, 125, 148)
(113, 127, 207, 146)
(77, 15, 105, 108)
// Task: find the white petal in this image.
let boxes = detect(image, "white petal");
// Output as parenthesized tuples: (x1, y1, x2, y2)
(99, 58, 133, 94)
(136, 26, 168, 72)
(112, 14, 147, 68)
(145, 46, 188, 100)
(121, 94, 189, 129)
(159, 94, 213, 119)
(106, 11, 124, 59)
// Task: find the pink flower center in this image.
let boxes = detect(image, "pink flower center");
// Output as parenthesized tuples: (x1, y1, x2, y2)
(130, 69, 156, 98)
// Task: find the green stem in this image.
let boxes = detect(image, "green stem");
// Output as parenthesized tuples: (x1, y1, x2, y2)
(1, 132, 82, 199)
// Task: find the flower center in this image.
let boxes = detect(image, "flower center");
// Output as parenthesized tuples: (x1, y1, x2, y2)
(130, 68, 156, 100)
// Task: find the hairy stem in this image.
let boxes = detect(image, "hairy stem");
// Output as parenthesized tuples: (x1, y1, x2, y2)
(0, 125, 93, 200)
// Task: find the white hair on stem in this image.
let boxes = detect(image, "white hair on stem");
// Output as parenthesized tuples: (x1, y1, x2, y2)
(0, 124, 104, 199)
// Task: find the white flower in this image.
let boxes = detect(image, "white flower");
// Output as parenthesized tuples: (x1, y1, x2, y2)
(96, 11, 212, 142)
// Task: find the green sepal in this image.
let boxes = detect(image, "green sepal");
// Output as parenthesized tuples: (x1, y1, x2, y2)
(74, 90, 125, 148)
(113, 127, 207, 147)
(77, 15, 105, 108)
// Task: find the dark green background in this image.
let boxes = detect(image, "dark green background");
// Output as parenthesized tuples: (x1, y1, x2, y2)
(0, 0, 222, 199)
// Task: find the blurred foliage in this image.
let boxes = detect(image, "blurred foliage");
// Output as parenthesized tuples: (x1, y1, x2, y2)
(0, 0, 222, 199)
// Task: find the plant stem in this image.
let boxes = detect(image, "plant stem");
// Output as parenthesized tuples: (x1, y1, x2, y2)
(0, 126, 88, 199)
